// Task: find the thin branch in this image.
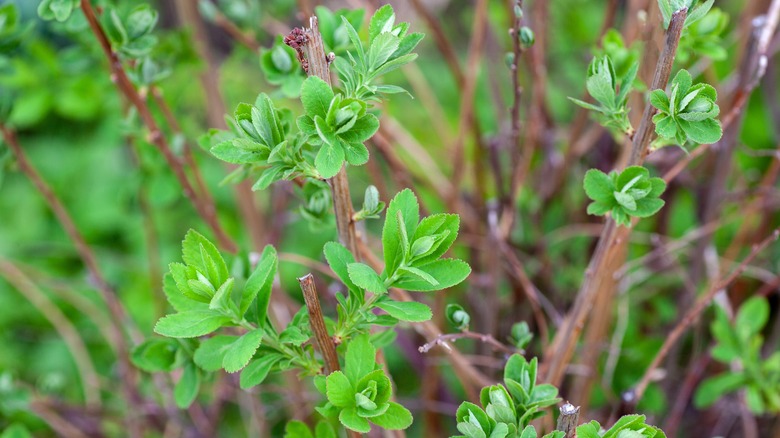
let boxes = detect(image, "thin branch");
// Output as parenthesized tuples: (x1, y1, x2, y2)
(632, 228, 780, 400)
(79, 0, 237, 253)
(298, 274, 340, 374)
(0, 125, 144, 438)
(543, 9, 688, 388)
(418, 329, 520, 355)
(0, 259, 101, 408)
(556, 403, 581, 438)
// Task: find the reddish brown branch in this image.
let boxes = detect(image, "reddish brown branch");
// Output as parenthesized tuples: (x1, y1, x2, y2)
(298, 274, 341, 374)
(79, 0, 237, 253)
(632, 228, 780, 400)
(418, 329, 520, 355)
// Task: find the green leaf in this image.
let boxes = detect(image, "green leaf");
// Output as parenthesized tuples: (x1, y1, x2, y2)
(193, 335, 237, 372)
(370, 401, 413, 430)
(314, 421, 337, 438)
(174, 363, 200, 409)
(347, 263, 387, 293)
(340, 407, 371, 433)
(583, 169, 615, 203)
(735, 297, 769, 338)
(284, 421, 314, 438)
(211, 138, 267, 164)
(694, 372, 746, 408)
(154, 311, 231, 338)
(394, 259, 471, 292)
(222, 329, 264, 373)
(242, 245, 277, 320)
(181, 230, 229, 287)
(520, 425, 537, 438)
(649, 89, 670, 113)
(632, 198, 665, 217)
(240, 353, 284, 389)
(376, 300, 432, 322)
(326, 371, 355, 407)
(340, 114, 379, 144)
(446, 304, 471, 329)
(368, 32, 400, 70)
(324, 242, 360, 293)
(0, 423, 33, 438)
(411, 214, 459, 265)
(209, 278, 235, 313)
(613, 191, 637, 211)
(315, 142, 345, 179)
(368, 4, 395, 43)
(343, 142, 370, 166)
(576, 421, 602, 438)
(654, 115, 677, 139)
(125, 5, 158, 39)
(382, 189, 419, 276)
(301, 76, 334, 119)
(679, 118, 722, 144)
(587, 201, 612, 216)
(345, 334, 376, 385)
(130, 338, 179, 372)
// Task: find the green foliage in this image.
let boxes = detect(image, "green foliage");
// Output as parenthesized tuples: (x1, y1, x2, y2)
(260, 37, 306, 97)
(284, 420, 338, 438)
(576, 415, 666, 438)
(453, 355, 561, 438)
(650, 69, 722, 146)
(657, 0, 714, 30)
(695, 297, 780, 413)
(446, 303, 471, 330)
(101, 4, 159, 58)
(298, 76, 378, 178)
(353, 185, 385, 221)
(0, 4, 27, 55)
(315, 6, 365, 54)
(677, 7, 729, 62)
(333, 4, 423, 100)
(583, 166, 667, 227)
(594, 30, 641, 84)
(37, 0, 79, 22)
(320, 334, 413, 433)
(569, 55, 638, 134)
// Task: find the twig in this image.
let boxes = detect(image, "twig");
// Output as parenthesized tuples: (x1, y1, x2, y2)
(297, 16, 360, 258)
(632, 228, 780, 401)
(418, 329, 520, 355)
(556, 403, 580, 438)
(0, 125, 144, 438)
(298, 274, 340, 373)
(0, 259, 101, 408)
(543, 9, 688, 388)
(79, 0, 237, 253)
(211, 9, 260, 51)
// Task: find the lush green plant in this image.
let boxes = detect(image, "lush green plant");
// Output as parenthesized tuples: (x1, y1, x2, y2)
(650, 69, 722, 146)
(569, 55, 638, 135)
(695, 297, 780, 413)
(583, 166, 667, 227)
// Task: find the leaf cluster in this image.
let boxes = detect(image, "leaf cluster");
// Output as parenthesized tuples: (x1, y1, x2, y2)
(650, 69, 722, 146)
(260, 37, 306, 98)
(583, 166, 667, 227)
(297, 76, 378, 178)
(37, 0, 79, 22)
(333, 4, 423, 100)
(677, 7, 729, 63)
(315, 6, 365, 55)
(695, 297, 780, 413)
(319, 335, 412, 433)
(207, 93, 317, 190)
(454, 355, 561, 438)
(569, 55, 638, 135)
(576, 415, 666, 438)
(101, 4, 159, 58)
(0, 4, 29, 55)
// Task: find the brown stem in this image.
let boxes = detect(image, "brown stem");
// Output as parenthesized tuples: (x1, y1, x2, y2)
(542, 9, 687, 389)
(1, 125, 144, 438)
(79, 0, 237, 254)
(556, 403, 580, 438)
(298, 274, 341, 374)
(632, 228, 780, 400)
(212, 11, 260, 51)
(300, 16, 360, 258)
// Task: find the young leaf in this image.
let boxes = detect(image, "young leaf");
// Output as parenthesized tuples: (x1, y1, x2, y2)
(241, 245, 277, 320)
(240, 353, 284, 389)
(154, 310, 231, 338)
(326, 370, 355, 407)
(339, 407, 371, 433)
(324, 242, 361, 293)
(301, 76, 335, 119)
(345, 334, 376, 385)
(222, 329, 264, 373)
(382, 189, 420, 277)
(193, 335, 237, 372)
(376, 300, 432, 322)
(130, 338, 179, 372)
(369, 402, 413, 430)
(174, 363, 200, 408)
(393, 259, 471, 292)
(347, 263, 387, 293)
